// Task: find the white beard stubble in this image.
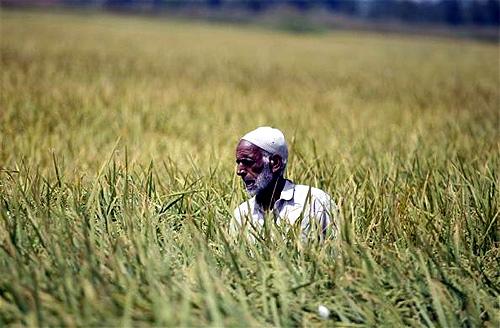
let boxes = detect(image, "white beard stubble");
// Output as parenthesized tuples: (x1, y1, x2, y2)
(246, 161, 273, 197)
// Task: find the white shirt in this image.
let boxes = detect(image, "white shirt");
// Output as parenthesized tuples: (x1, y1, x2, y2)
(233, 180, 337, 239)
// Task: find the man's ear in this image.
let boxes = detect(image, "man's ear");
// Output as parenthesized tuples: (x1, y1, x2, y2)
(269, 154, 282, 174)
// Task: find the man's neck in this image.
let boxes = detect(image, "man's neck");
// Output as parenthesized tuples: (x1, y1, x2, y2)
(255, 175, 286, 211)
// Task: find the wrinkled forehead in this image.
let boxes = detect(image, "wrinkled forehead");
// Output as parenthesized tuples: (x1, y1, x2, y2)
(235, 140, 264, 159)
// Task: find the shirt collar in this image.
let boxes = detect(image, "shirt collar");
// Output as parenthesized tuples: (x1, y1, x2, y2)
(251, 179, 295, 215)
(279, 179, 295, 201)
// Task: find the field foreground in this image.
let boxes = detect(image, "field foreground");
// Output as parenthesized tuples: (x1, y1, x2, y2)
(0, 10, 499, 326)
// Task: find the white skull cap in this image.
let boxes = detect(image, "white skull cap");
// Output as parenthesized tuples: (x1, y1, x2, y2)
(241, 126, 288, 163)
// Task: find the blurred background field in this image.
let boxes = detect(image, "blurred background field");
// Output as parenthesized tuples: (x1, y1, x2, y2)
(1, 8, 499, 326)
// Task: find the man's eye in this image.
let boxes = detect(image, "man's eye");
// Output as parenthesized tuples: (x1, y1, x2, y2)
(238, 159, 253, 166)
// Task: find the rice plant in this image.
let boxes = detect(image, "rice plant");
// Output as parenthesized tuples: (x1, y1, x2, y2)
(0, 9, 498, 326)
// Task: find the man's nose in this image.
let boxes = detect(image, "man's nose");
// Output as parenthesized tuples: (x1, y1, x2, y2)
(236, 164, 246, 176)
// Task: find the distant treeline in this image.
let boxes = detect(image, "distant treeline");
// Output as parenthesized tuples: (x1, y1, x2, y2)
(3, 0, 500, 26)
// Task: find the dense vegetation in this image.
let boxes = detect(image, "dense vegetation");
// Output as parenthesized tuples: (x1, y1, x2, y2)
(1, 10, 498, 326)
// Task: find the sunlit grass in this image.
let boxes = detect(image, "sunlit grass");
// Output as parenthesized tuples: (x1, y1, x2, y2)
(0, 9, 499, 326)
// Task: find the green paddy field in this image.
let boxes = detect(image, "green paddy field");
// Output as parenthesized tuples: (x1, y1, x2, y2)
(0, 9, 498, 326)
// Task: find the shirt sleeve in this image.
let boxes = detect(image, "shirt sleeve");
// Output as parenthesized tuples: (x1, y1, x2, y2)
(313, 192, 338, 239)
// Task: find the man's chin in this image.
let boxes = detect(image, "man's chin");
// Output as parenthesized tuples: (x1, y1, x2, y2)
(246, 187, 258, 197)
(246, 185, 270, 197)
(244, 172, 273, 197)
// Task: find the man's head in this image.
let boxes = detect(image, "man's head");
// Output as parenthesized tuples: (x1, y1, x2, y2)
(235, 127, 288, 196)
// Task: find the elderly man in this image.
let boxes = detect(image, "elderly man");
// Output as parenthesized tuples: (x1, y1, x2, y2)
(233, 126, 337, 239)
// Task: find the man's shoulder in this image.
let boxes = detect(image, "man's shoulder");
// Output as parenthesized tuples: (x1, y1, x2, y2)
(293, 184, 332, 202)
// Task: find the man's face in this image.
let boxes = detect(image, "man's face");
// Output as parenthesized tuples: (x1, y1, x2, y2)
(235, 140, 273, 196)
